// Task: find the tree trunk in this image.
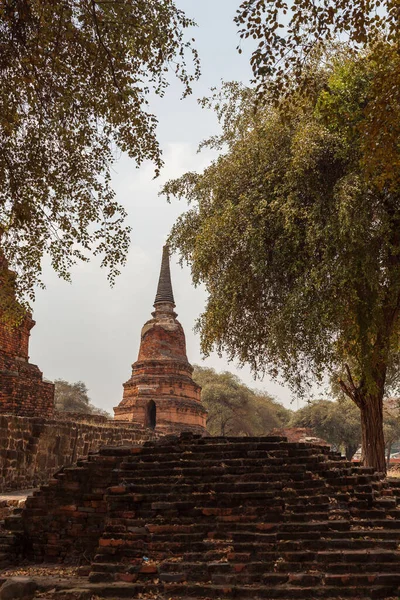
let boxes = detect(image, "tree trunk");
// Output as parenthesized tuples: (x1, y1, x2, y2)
(360, 395, 386, 473)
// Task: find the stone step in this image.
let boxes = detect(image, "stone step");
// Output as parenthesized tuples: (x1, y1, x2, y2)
(101, 514, 400, 535)
(118, 464, 378, 483)
(157, 559, 400, 577)
(93, 539, 400, 565)
(84, 587, 388, 600)
(125, 445, 340, 458)
(108, 481, 333, 496)
(106, 488, 350, 505)
(349, 508, 400, 519)
(138, 442, 314, 455)
(206, 571, 400, 587)
(103, 517, 396, 537)
(116, 468, 315, 481)
(5, 433, 400, 600)
(107, 491, 289, 506)
(278, 531, 400, 545)
(132, 452, 333, 465)
(164, 582, 400, 598)
(138, 441, 339, 456)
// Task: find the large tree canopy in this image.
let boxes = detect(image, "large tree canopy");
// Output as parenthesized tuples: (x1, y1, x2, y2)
(0, 0, 199, 308)
(162, 50, 400, 472)
(235, 0, 400, 190)
(236, 0, 399, 90)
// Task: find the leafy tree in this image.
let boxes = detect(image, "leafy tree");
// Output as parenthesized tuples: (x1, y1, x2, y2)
(0, 0, 199, 314)
(54, 379, 110, 417)
(193, 366, 291, 436)
(162, 51, 400, 472)
(235, 1, 400, 190)
(291, 398, 361, 461)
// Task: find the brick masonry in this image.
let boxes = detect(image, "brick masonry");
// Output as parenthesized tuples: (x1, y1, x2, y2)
(2, 434, 400, 599)
(114, 247, 207, 434)
(0, 413, 159, 492)
(0, 251, 54, 417)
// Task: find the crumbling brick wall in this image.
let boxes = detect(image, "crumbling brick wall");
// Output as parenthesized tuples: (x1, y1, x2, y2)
(0, 414, 158, 492)
(0, 362, 55, 418)
(0, 250, 55, 417)
(0, 313, 55, 418)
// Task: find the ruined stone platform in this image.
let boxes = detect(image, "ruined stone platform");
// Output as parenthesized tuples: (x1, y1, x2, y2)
(2, 433, 400, 599)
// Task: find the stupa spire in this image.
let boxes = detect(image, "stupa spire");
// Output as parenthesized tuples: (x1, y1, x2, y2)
(154, 245, 175, 307)
(114, 243, 207, 433)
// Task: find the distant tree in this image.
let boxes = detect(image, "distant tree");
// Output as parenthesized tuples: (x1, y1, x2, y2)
(54, 379, 110, 417)
(0, 0, 199, 317)
(163, 49, 400, 472)
(193, 366, 291, 436)
(291, 398, 361, 460)
(291, 396, 400, 463)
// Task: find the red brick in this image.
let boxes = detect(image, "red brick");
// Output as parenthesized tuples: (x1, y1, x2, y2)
(0, 251, 54, 417)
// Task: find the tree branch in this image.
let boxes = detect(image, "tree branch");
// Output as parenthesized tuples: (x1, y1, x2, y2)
(90, 0, 122, 95)
(339, 363, 364, 409)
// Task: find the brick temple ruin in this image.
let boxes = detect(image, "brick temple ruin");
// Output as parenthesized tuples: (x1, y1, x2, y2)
(0, 245, 207, 493)
(0, 250, 54, 418)
(0, 249, 160, 493)
(1, 434, 400, 598)
(1, 246, 400, 599)
(114, 245, 207, 435)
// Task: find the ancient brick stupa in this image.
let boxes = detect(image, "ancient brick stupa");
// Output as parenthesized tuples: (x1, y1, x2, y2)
(114, 246, 207, 434)
(0, 245, 54, 417)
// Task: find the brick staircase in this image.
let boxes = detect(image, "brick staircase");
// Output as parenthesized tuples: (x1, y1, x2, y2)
(86, 434, 400, 599)
(3, 449, 133, 562)
(2, 433, 400, 599)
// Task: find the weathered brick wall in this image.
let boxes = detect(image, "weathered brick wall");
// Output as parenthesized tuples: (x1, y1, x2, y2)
(0, 316, 55, 418)
(0, 413, 158, 492)
(0, 249, 55, 418)
(0, 314, 32, 361)
(0, 363, 55, 418)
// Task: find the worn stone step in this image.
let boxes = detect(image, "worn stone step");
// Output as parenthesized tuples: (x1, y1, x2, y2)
(327, 528, 400, 540)
(109, 481, 305, 495)
(107, 491, 288, 507)
(162, 582, 400, 598)
(283, 511, 349, 522)
(6, 433, 400, 600)
(120, 462, 315, 474)
(281, 539, 399, 551)
(116, 471, 315, 486)
(208, 571, 400, 587)
(159, 558, 400, 577)
(260, 534, 400, 551)
(349, 510, 400, 521)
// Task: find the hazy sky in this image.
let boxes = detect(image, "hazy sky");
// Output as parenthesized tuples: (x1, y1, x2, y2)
(30, 0, 309, 413)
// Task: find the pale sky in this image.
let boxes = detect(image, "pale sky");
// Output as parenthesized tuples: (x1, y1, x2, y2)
(29, 0, 310, 414)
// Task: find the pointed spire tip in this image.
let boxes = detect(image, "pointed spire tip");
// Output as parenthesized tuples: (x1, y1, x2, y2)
(154, 245, 175, 306)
